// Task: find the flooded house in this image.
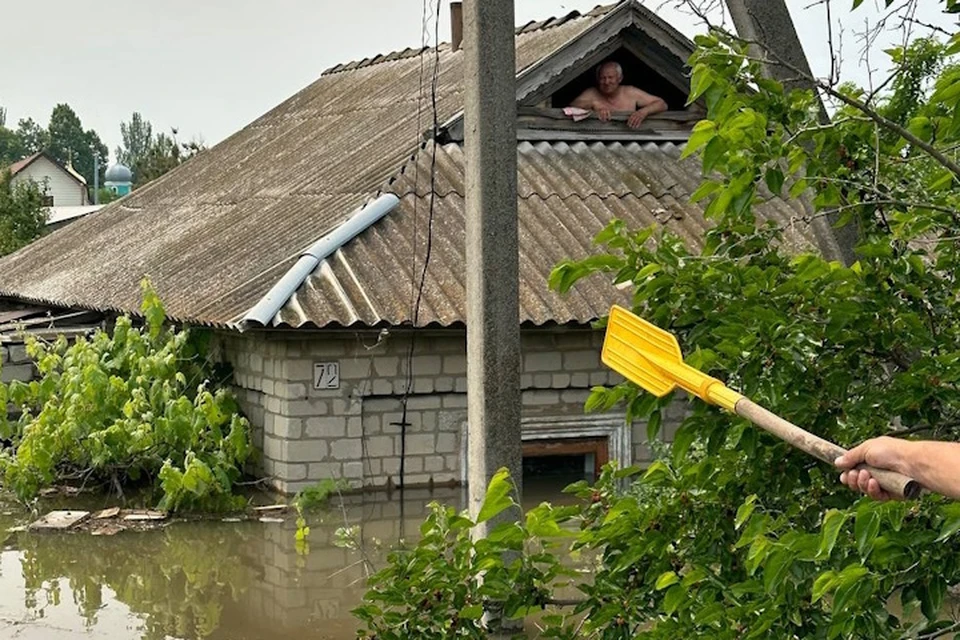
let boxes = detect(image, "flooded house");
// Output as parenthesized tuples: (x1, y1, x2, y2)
(0, 0, 843, 495)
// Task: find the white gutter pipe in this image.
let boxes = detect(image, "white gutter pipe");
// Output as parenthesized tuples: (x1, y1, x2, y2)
(238, 193, 399, 331)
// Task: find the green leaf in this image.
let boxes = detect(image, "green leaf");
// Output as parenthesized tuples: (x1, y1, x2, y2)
(681, 120, 717, 159)
(818, 509, 848, 559)
(763, 549, 793, 594)
(460, 604, 484, 620)
(764, 167, 785, 195)
(656, 571, 680, 590)
(690, 180, 722, 203)
(920, 576, 947, 621)
(855, 506, 881, 557)
(662, 584, 685, 614)
(735, 495, 758, 530)
(812, 570, 838, 603)
(476, 467, 515, 523)
(936, 503, 960, 541)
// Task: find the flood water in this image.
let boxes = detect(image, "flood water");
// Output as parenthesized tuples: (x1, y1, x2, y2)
(0, 473, 586, 640)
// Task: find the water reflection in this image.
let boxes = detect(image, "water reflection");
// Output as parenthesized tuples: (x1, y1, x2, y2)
(0, 476, 583, 640)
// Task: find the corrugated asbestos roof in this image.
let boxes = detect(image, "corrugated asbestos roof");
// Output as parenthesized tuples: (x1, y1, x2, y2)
(0, 1, 842, 331)
(0, 6, 611, 327)
(273, 141, 839, 328)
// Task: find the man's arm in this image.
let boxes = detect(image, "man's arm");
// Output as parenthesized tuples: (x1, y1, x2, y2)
(626, 88, 668, 129)
(835, 437, 960, 500)
(570, 88, 611, 121)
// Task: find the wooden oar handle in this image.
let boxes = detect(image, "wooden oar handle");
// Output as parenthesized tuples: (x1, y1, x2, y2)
(734, 398, 922, 500)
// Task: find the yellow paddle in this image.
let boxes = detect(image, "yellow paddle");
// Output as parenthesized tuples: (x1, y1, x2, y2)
(602, 305, 921, 500)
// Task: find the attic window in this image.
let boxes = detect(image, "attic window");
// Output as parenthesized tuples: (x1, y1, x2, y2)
(549, 50, 688, 111)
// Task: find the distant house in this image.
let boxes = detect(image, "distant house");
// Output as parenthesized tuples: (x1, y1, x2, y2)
(0, 1, 845, 494)
(6, 152, 89, 207)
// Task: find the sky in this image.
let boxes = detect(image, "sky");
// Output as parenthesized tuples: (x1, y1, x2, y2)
(0, 1, 953, 162)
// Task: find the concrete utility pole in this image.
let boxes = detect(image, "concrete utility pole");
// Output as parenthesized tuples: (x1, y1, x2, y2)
(724, 0, 858, 266)
(463, 0, 523, 537)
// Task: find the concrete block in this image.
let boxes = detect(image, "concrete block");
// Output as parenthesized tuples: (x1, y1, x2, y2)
(282, 359, 313, 381)
(552, 373, 571, 389)
(8, 344, 28, 363)
(404, 474, 431, 486)
(343, 461, 364, 479)
(534, 374, 552, 388)
(2, 345, 11, 364)
(263, 379, 275, 395)
(434, 377, 454, 393)
(339, 358, 372, 380)
(590, 372, 608, 386)
(366, 458, 382, 477)
(406, 434, 435, 456)
(272, 416, 303, 439)
(283, 439, 328, 462)
(308, 462, 342, 480)
(331, 439, 362, 460)
(561, 389, 590, 405)
(263, 436, 283, 461)
(443, 354, 467, 375)
(305, 417, 347, 439)
(563, 350, 601, 371)
(520, 374, 533, 388)
(570, 373, 590, 388)
(436, 432, 457, 454)
(366, 436, 396, 458)
(374, 356, 399, 377)
(273, 462, 308, 481)
(422, 412, 437, 431)
(0, 363, 33, 383)
(406, 395, 441, 410)
(274, 382, 307, 400)
(250, 353, 263, 373)
(411, 355, 442, 376)
(454, 377, 468, 393)
(413, 378, 434, 394)
(524, 352, 562, 372)
(285, 400, 327, 417)
(522, 390, 560, 406)
(347, 417, 363, 438)
(362, 414, 381, 435)
(404, 457, 424, 474)
(265, 396, 282, 414)
(381, 457, 401, 476)
(424, 455, 446, 473)
(442, 394, 467, 409)
(372, 379, 393, 395)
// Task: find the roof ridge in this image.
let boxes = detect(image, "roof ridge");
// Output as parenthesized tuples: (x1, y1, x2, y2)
(320, 2, 621, 76)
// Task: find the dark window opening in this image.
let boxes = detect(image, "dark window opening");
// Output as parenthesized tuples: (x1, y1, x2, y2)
(549, 47, 688, 111)
(521, 436, 609, 500)
(41, 195, 54, 207)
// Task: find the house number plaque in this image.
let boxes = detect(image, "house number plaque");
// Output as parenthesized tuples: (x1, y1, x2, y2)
(313, 362, 341, 390)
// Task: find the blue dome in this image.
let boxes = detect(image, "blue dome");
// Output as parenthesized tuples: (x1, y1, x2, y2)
(105, 163, 133, 183)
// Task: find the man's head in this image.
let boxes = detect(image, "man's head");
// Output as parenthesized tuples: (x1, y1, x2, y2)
(596, 61, 623, 96)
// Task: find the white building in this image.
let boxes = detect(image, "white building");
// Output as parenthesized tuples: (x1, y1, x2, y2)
(7, 152, 89, 207)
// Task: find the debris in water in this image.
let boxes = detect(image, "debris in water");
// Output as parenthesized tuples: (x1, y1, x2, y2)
(122, 510, 167, 522)
(253, 504, 288, 512)
(259, 517, 285, 524)
(92, 507, 121, 520)
(29, 510, 90, 531)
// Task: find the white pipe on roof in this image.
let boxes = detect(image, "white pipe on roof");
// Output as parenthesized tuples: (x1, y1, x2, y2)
(238, 193, 400, 331)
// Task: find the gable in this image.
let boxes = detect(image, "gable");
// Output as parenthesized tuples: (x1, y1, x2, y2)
(441, 1, 700, 144)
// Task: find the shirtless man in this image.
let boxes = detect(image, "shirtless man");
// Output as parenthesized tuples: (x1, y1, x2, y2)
(570, 61, 668, 129)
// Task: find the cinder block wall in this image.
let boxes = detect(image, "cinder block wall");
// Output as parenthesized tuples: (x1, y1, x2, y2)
(1, 342, 35, 384)
(221, 328, 683, 494)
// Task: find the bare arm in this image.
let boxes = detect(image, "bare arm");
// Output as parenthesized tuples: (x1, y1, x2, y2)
(570, 88, 612, 121)
(626, 87, 668, 129)
(835, 437, 960, 500)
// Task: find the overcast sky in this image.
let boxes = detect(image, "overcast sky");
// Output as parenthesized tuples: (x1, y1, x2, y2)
(0, 1, 952, 161)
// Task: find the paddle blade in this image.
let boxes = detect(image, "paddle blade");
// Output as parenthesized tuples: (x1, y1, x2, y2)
(602, 305, 683, 396)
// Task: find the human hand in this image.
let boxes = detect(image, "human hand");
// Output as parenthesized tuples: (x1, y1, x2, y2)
(834, 436, 911, 501)
(597, 108, 611, 121)
(627, 110, 646, 129)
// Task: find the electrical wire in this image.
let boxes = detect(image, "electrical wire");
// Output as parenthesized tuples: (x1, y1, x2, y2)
(398, 0, 442, 491)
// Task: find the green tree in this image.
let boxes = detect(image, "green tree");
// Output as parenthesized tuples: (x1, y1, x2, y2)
(44, 104, 107, 189)
(135, 128, 205, 185)
(357, 3, 960, 639)
(14, 118, 46, 156)
(0, 170, 47, 256)
(115, 111, 153, 171)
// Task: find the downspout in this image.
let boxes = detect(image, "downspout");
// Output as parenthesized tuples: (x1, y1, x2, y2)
(238, 193, 400, 331)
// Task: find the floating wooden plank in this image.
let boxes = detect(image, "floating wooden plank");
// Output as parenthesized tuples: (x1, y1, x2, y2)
(29, 510, 90, 531)
(259, 517, 285, 524)
(122, 510, 167, 522)
(92, 507, 121, 520)
(252, 504, 288, 512)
